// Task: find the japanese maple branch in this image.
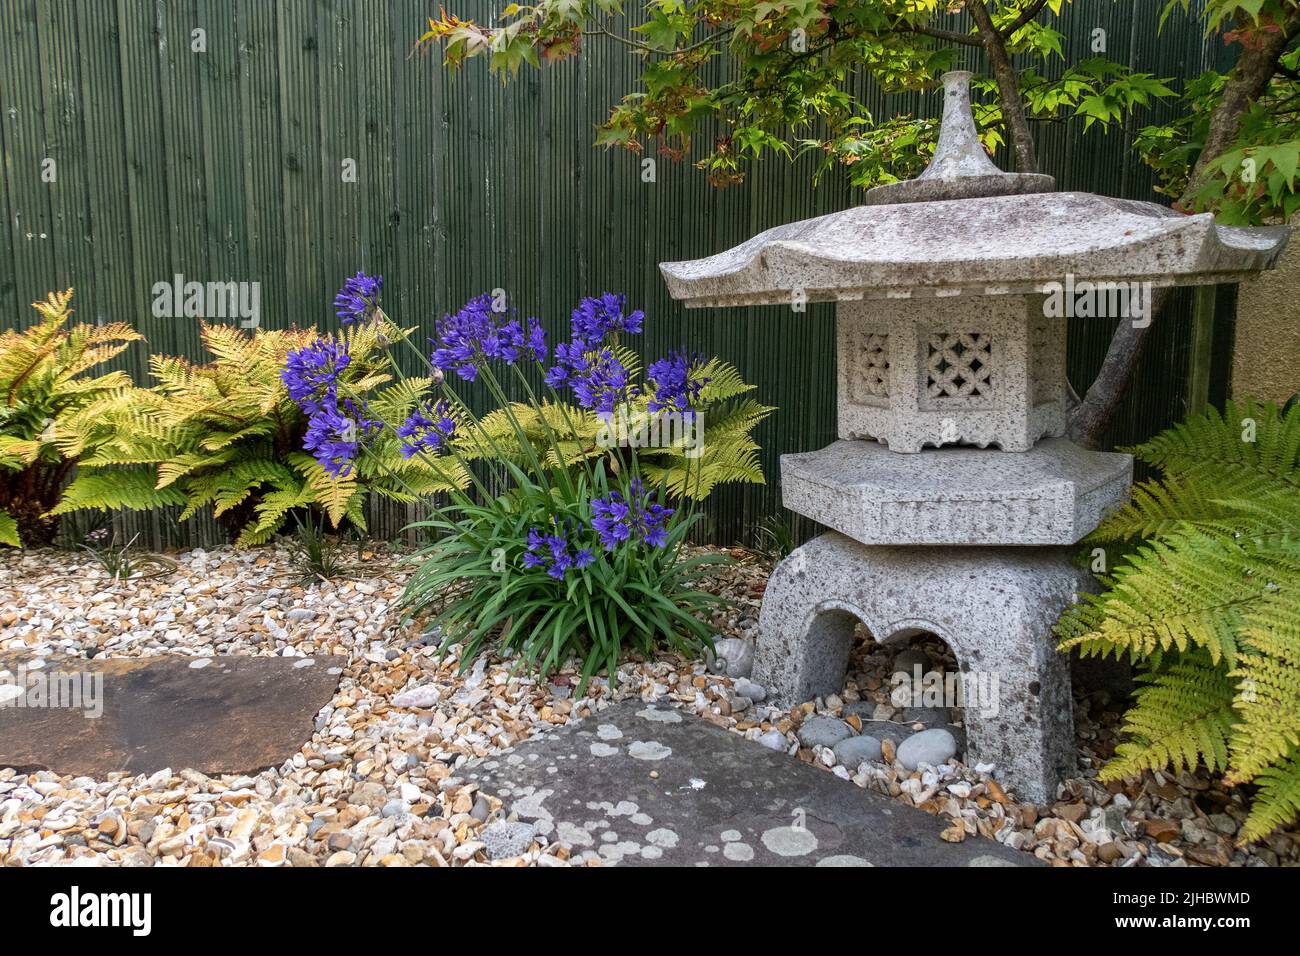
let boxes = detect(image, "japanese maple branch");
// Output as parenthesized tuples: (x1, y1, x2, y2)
(582, 23, 735, 56)
(1000, 0, 1051, 39)
(966, 0, 1039, 173)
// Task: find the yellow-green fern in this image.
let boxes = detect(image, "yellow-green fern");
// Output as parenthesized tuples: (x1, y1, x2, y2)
(1056, 398, 1300, 842)
(54, 321, 468, 544)
(459, 355, 774, 500)
(0, 289, 142, 545)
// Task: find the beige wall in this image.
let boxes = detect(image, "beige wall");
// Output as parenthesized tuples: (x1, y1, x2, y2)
(1233, 223, 1300, 403)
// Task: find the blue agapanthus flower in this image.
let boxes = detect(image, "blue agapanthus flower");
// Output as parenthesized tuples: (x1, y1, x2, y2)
(282, 339, 351, 416)
(544, 339, 591, 388)
(334, 271, 383, 325)
(302, 398, 378, 478)
(591, 478, 673, 551)
(498, 317, 548, 365)
(522, 522, 595, 579)
(397, 399, 458, 458)
(569, 347, 638, 413)
(570, 293, 644, 343)
(430, 294, 545, 381)
(546, 293, 647, 401)
(647, 351, 709, 416)
(430, 294, 498, 381)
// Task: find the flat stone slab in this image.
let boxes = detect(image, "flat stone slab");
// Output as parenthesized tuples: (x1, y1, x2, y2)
(0, 654, 341, 776)
(780, 438, 1132, 545)
(464, 700, 1033, 867)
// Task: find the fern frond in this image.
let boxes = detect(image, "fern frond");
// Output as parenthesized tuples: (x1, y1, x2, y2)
(696, 358, 757, 405)
(1069, 397, 1300, 839)
(1057, 533, 1258, 665)
(1241, 753, 1300, 843)
(290, 451, 356, 527)
(51, 467, 186, 515)
(1101, 655, 1237, 781)
(0, 510, 19, 547)
(1227, 580, 1300, 784)
(1130, 399, 1300, 491)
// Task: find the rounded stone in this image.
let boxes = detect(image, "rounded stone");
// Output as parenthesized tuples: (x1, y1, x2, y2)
(896, 728, 958, 770)
(706, 637, 755, 679)
(832, 734, 882, 768)
(392, 684, 440, 708)
(733, 677, 766, 702)
(797, 716, 854, 749)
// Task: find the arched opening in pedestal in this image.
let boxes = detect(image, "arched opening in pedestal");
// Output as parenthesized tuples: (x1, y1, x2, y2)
(838, 619, 969, 758)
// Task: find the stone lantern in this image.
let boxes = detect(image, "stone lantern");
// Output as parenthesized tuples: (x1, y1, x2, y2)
(660, 72, 1289, 802)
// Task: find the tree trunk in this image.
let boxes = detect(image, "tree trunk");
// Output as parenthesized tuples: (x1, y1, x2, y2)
(1066, 13, 1300, 449)
(966, 0, 1038, 174)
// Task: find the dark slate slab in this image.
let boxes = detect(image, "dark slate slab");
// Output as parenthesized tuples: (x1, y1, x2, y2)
(0, 654, 341, 776)
(465, 700, 1034, 867)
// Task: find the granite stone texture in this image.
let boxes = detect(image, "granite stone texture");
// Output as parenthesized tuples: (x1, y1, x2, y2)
(658, 194, 1288, 308)
(464, 700, 1035, 866)
(864, 72, 1055, 206)
(753, 534, 1087, 803)
(836, 294, 1068, 452)
(780, 438, 1133, 545)
(654, 66, 1287, 813)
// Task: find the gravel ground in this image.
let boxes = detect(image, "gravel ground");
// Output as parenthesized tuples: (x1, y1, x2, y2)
(0, 543, 1296, 867)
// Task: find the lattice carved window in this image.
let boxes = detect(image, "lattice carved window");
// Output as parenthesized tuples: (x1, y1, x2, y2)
(855, 332, 890, 403)
(925, 332, 992, 404)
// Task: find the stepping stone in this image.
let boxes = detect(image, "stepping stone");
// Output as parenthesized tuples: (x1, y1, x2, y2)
(463, 700, 1034, 867)
(0, 653, 340, 776)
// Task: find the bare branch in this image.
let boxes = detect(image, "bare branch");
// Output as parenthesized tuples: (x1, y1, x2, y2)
(904, 23, 983, 48)
(966, 0, 1039, 173)
(582, 24, 735, 56)
(1000, 0, 1051, 39)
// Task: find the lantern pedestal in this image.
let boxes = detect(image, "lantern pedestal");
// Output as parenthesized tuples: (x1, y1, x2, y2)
(753, 533, 1084, 803)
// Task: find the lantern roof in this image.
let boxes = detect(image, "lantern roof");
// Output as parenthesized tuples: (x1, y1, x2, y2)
(659, 72, 1289, 308)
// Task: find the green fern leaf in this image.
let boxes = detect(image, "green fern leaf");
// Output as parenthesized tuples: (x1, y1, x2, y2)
(51, 467, 187, 515)
(1101, 656, 1237, 781)
(0, 510, 19, 547)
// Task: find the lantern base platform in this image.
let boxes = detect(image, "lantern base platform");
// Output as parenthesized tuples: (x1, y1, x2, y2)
(754, 533, 1087, 803)
(780, 438, 1131, 546)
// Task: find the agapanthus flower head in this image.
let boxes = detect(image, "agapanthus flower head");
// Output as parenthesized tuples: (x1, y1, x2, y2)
(282, 338, 351, 416)
(544, 338, 590, 387)
(497, 316, 548, 365)
(522, 518, 594, 579)
(430, 294, 544, 381)
(570, 293, 644, 344)
(302, 397, 378, 478)
(397, 398, 458, 458)
(590, 479, 673, 552)
(333, 271, 384, 325)
(647, 351, 709, 416)
(569, 347, 638, 414)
